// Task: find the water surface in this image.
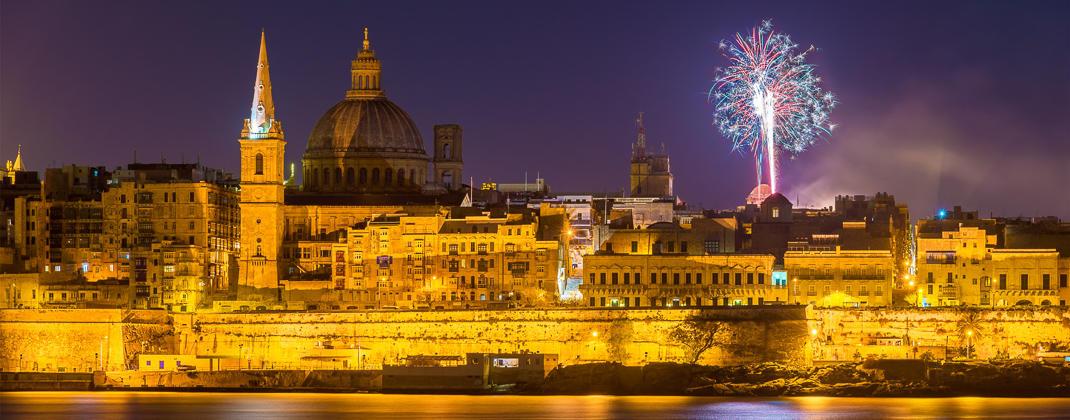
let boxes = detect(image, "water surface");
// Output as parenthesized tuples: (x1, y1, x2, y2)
(3, 392, 1069, 419)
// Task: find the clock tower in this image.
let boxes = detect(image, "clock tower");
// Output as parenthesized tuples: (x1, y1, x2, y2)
(238, 30, 286, 301)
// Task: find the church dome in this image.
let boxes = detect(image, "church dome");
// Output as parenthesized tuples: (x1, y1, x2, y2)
(305, 97, 425, 157)
(301, 28, 430, 194)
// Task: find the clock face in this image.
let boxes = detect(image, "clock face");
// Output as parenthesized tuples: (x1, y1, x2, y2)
(253, 189, 265, 200)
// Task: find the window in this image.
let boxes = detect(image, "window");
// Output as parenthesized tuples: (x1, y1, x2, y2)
(650, 273, 657, 284)
(696, 273, 703, 284)
(735, 273, 742, 285)
(772, 207, 780, 218)
(673, 273, 680, 285)
(757, 273, 765, 284)
(631, 241, 638, 253)
(680, 241, 688, 253)
(600, 273, 606, 285)
(704, 240, 720, 254)
(254, 153, 264, 175)
(747, 273, 754, 284)
(685, 273, 691, 284)
(1020, 274, 1029, 290)
(611, 272, 618, 285)
(1042, 274, 1050, 290)
(999, 274, 1007, 290)
(1061, 274, 1068, 288)
(623, 273, 630, 284)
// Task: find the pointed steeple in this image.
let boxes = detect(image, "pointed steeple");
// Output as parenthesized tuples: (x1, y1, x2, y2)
(347, 26, 384, 99)
(247, 30, 280, 137)
(632, 112, 646, 161)
(11, 144, 24, 171)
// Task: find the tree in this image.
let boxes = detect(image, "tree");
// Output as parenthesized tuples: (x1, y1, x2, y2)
(669, 316, 724, 365)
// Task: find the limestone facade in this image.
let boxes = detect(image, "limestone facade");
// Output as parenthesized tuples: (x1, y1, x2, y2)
(784, 248, 895, 307)
(581, 253, 783, 307)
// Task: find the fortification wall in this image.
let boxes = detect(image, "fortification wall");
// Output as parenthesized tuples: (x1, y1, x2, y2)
(3, 306, 1067, 374)
(813, 308, 1070, 361)
(184, 307, 808, 369)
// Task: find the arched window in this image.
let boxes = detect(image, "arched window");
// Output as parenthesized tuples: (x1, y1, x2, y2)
(371, 168, 380, 185)
(346, 167, 355, 186)
(334, 168, 342, 185)
(254, 153, 264, 175)
(359, 168, 367, 185)
(396, 169, 405, 186)
(384, 168, 393, 185)
(442, 171, 454, 189)
(442, 143, 451, 160)
(410, 169, 416, 185)
(322, 168, 330, 187)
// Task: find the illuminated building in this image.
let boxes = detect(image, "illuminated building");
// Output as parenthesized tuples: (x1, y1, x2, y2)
(581, 219, 786, 307)
(628, 113, 673, 198)
(784, 248, 895, 307)
(278, 209, 564, 310)
(916, 224, 1068, 307)
(235, 30, 569, 306)
(581, 253, 782, 307)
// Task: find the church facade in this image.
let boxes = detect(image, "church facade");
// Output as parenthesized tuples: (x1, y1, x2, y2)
(236, 30, 566, 309)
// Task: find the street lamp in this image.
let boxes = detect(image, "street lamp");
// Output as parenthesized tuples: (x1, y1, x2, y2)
(966, 330, 973, 359)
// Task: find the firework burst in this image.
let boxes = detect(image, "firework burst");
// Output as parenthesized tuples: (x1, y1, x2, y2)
(710, 19, 836, 194)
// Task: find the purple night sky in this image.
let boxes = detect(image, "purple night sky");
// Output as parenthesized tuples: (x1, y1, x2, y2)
(2, 1, 1068, 218)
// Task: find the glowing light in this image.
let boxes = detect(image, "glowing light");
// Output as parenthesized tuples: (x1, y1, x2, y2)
(937, 208, 948, 219)
(710, 19, 836, 193)
(810, 328, 818, 336)
(591, 331, 599, 338)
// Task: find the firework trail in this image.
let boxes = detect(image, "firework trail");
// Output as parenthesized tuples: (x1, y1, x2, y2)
(710, 19, 836, 194)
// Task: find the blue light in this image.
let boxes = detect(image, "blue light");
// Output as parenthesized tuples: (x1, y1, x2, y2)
(772, 270, 788, 287)
(937, 208, 948, 219)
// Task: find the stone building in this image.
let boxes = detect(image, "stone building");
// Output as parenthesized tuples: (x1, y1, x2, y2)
(915, 224, 1068, 307)
(628, 113, 673, 198)
(5, 160, 239, 310)
(279, 209, 563, 310)
(581, 253, 782, 307)
(784, 248, 895, 307)
(235, 30, 568, 306)
(582, 217, 783, 307)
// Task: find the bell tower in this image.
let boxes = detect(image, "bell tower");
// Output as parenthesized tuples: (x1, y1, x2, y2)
(238, 30, 286, 301)
(433, 124, 463, 190)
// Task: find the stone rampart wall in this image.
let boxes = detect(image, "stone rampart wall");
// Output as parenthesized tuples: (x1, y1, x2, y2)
(4, 306, 1067, 374)
(812, 307, 1070, 361)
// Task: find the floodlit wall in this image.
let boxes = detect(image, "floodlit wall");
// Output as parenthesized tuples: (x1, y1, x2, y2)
(2, 306, 1067, 373)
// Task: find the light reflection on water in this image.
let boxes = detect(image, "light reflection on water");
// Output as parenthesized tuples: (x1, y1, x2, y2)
(2, 392, 1070, 419)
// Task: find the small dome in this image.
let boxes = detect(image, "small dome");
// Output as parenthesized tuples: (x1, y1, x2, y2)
(305, 98, 425, 158)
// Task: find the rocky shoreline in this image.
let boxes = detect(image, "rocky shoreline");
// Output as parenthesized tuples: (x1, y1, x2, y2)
(538, 360, 1070, 397)
(4, 360, 1068, 396)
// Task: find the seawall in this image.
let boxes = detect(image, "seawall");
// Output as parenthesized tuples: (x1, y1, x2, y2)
(2, 307, 1068, 374)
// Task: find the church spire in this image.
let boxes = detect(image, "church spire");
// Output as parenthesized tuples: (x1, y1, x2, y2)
(12, 144, 23, 171)
(347, 26, 384, 99)
(632, 112, 647, 160)
(247, 29, 279, 137)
